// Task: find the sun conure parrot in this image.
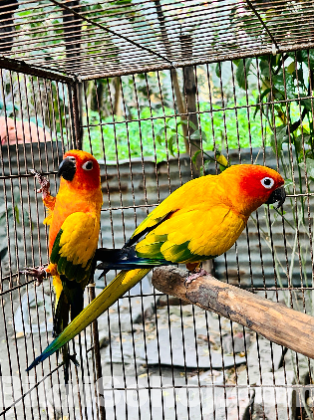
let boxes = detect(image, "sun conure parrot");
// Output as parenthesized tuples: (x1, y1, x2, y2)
(22, 150, 103, 382)
(26, 163, 285, 372)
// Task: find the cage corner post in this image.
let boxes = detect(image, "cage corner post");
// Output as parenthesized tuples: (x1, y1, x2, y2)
(70, 80, 83, 150)
(70, 78, 106, 419)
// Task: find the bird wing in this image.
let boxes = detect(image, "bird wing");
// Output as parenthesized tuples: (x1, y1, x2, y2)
(136, 205, 247, 264)
(50, 212, 100, 283)
(128, 204, 176, 247)
(130, 174, 223, 245)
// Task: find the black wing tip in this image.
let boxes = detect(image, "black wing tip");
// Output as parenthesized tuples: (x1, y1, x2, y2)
(68, 353, 80, 367)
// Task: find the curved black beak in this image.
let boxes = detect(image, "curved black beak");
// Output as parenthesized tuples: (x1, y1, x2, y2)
(266, 186, 286, 208)
(57, 156, 76, 181)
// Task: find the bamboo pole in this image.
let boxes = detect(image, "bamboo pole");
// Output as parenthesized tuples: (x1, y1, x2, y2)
(152, 267, 314, 359)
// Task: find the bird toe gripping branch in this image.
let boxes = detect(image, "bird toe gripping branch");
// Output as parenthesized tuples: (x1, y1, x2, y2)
(29, 169, 51, 199)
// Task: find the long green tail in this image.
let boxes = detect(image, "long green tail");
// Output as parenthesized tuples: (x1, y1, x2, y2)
(26, 268, 150, 371)
(53, 290, 70, 383)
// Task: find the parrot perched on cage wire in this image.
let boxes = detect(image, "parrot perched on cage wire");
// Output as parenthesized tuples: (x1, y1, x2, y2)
(26, 163, 285, 372)
(21, 149, 103, 382)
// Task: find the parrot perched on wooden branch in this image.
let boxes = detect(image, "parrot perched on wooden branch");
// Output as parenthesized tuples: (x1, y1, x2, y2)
(22, 150, 103, 382)
(26, 163, 285, 372)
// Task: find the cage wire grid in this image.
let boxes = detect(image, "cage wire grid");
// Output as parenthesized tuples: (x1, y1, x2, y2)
(3, 0, 314, 79)
(0, 0, 314, 420)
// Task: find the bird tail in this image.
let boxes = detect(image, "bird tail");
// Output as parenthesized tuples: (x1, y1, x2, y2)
(53, 288, 68, 338)
(95, 247, 172, 277)
(52, 275, 83, 383)
(26, 268, 150, 372)
(52, 276, 70, 383)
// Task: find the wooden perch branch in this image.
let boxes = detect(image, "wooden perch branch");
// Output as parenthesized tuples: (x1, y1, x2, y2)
(152, 267, 314, 359)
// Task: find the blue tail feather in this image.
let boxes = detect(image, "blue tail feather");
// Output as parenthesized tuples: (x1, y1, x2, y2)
(98, 257, 174, 270)
(26, 345, 55, 371)
(95, 247, 175, 278)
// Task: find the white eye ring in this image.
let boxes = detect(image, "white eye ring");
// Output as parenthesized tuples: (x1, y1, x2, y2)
(82, 161, 93, 171)
(261, 177, 274, 189)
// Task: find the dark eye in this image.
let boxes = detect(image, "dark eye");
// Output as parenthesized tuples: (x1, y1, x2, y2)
(82, 161, 93, 171)
(261, 177, 274, 189)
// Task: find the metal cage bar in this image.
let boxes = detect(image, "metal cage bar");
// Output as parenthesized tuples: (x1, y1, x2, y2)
(1, 2, 314, 418)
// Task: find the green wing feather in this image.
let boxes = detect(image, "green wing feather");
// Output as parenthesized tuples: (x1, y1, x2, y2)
(51, 229, 91, 283)
(135, 206, 245, 264)
(51, 212, 100, 285)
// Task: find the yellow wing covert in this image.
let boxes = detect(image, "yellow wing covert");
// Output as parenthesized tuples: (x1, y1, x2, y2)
(136, 205, 247, 263)
(50, 212, 100, 283)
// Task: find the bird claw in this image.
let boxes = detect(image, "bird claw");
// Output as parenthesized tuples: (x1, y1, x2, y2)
(29, 169, 50, 199)
(68, 353, 80, 367)
(184, 268, 208, 287)
(20, 266, 48, 286)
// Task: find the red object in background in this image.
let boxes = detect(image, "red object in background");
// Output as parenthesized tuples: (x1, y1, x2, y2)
(0, 117, 51, 145)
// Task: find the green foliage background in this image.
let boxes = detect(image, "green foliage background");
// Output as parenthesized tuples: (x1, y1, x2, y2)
(83, 94, 269, 162)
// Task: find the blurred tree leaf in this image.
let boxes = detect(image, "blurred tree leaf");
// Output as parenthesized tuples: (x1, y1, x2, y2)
(235, 58, 252, 89)
(254, 87, 271, 118)
(215, 64, 221, 78)
(299, 157, 314, 179)
(270, 125, 288, 155)
(192, 150, 201, 164)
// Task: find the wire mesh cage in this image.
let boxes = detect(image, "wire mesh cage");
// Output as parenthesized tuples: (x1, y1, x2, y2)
(1, 1, 314, 419)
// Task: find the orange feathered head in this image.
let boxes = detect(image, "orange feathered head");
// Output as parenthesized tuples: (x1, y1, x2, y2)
(219, 164, 285, 216)
(58, 150, 100, 190)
